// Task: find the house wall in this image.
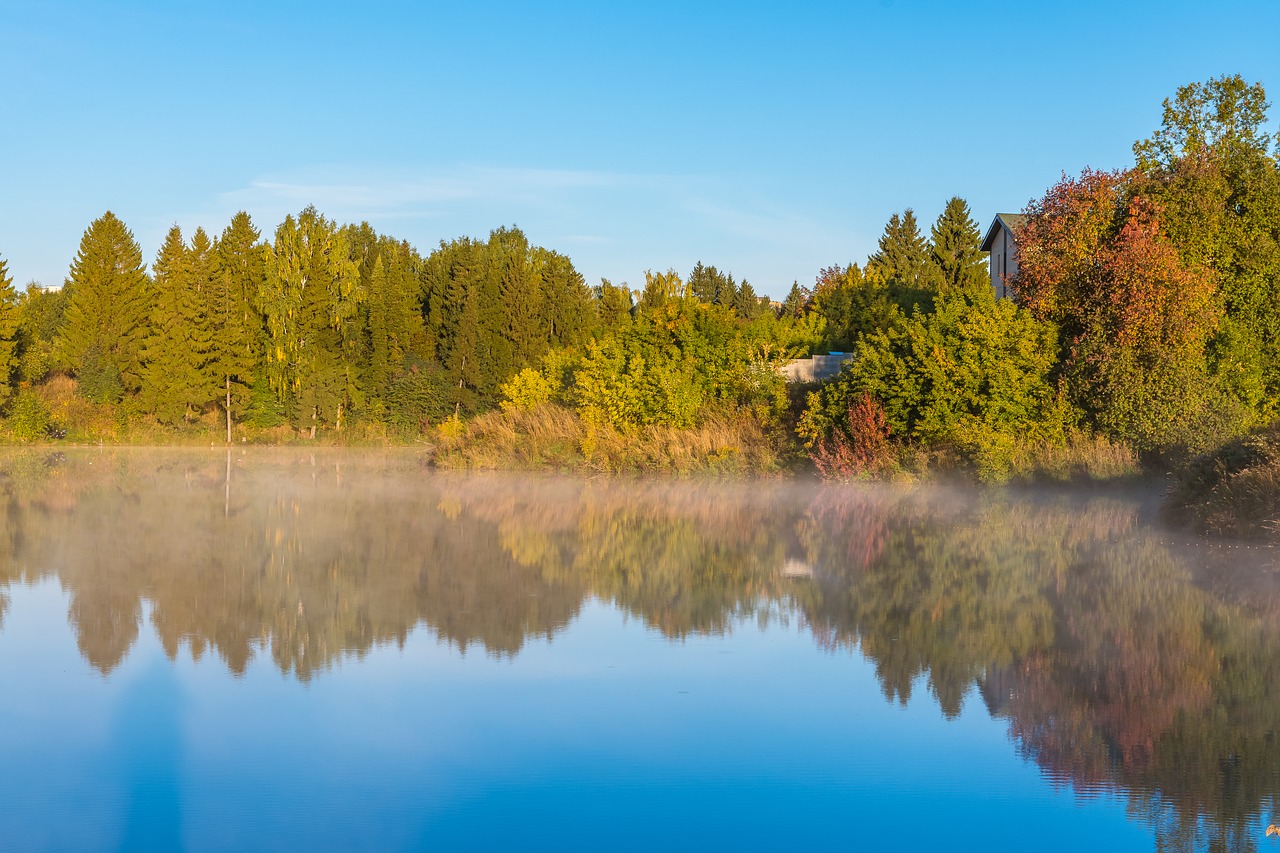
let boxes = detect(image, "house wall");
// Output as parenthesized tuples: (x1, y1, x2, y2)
(988, 223, 1019, 300)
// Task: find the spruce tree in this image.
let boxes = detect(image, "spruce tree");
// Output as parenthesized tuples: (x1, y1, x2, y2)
(867, 209, 930, 288)
(731, 280, 764, 320)
(688, 262, 736, 305)
(929, 197, 989, 298)
(782, 281, 809, 318)
(142, 226, 217, 423)
(59, 212, 151, 402)
(211, 212, 266, 440)
(0, 256, 19, 405)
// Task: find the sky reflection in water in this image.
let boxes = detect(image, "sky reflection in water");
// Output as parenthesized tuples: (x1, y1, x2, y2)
(0, 448, 1275, 851)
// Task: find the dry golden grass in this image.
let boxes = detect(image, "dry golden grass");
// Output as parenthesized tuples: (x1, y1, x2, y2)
(432, 403, 790, 475)
(1007, 431, 1141, 482)
(1166, 423, 1280, 540)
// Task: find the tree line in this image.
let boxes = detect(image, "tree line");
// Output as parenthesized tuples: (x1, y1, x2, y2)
(1, 75, 1276, 484)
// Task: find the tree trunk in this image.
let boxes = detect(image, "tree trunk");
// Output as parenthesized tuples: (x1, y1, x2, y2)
(225, 376, 232, 444)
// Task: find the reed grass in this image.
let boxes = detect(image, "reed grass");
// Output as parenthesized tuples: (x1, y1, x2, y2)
(1165, 423, 1280, 539)
(431, 403, 791, 475)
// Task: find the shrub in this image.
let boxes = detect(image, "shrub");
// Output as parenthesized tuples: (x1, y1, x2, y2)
(6, 390, 51, 442)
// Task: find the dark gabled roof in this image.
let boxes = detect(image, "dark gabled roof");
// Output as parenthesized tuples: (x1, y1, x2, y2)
(980, 213, 1027, 252)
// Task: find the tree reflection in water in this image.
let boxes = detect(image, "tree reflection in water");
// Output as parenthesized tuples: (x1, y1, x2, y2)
(0, 448, 1278, 850)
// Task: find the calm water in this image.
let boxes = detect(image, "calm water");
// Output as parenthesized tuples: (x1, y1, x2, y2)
(1, 449, 1278, 852)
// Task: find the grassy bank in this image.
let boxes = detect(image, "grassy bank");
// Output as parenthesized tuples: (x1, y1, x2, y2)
(1164, 423, 1280, 540)
(431, 403, 794, 475)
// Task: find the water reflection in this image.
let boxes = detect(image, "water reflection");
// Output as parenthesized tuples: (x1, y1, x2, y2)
(1, 448, 1278, 850)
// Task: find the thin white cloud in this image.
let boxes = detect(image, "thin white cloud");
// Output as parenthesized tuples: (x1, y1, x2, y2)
(164, 162, 869, 297)
(217, 165, 627, 217)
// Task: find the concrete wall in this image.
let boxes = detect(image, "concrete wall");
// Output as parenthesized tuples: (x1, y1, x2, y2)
(778, 352, 854, 383)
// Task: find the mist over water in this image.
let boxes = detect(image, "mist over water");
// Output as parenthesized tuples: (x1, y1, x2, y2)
(0, 448, 1277, 851)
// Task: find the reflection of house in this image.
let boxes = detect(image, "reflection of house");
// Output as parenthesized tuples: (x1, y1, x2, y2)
(980, 213, 1025, 300)
(781, 558, 813, 579)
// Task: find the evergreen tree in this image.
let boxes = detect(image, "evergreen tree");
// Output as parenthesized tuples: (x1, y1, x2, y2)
(262, 207, 363, 436)
(730, 279, 765, 320)
(345, 230, 425, 422)
(211, 212, 267, 440)
(929, 197, 989, 297)
(688, 262, 736, 305)
(58, 212, 151, 402)
(421, 227, 595, 411)
(866, 209, 936, 314)
(0, 256, 18, 406)
(868, 210, 931, 287)
(142, 226, 216, 424)
(781, 281, 810, 318)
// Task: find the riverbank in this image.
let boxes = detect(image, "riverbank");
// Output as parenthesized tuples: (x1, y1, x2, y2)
(1164, 423, 1280, 540)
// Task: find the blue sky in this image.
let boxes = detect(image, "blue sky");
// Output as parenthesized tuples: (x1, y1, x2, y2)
(2, 0, 1278, 298)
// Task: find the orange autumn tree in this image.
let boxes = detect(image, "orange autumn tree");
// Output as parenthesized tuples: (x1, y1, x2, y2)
(1014, 168, 1231, 452)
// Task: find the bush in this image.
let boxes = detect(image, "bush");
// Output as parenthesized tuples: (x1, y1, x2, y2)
(799, 292, 1065, 481)
(6, 390, 51, 442)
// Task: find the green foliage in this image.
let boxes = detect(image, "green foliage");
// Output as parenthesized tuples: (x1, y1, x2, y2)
(866, 208, 938, 305)
(500, 368, 554, 413)
(58, 212, 151, 399)
(141, 226, 217, 424)
(262, 207, 363, 434)
(1134, 74, 1274, 171)
(687, 261, 737, 305)
(76, 343, 125, 404)
(4, 390, 49, 441)
(811, 263, 901, 352)
(15, 285, 69, 384)
(210, 211, 267, 434)
(801, 291, 1064, 481)
(781, 281, 809, 318)
(929, 197, 989, 297)
(421, 227, 597, 411)
(595, 279, 633, 331)
(384, 356, 451, 431)
(0, 256, 19, 406)
(1133, 75, 1280, 422)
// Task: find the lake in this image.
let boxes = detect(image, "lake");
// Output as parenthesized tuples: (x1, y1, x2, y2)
(0, 448, 1277, 851)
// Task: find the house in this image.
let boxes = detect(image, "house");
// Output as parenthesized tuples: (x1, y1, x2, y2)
(980, 213, 1025, 300)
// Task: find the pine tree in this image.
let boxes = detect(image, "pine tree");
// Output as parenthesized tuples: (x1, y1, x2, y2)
(59, 212, 151, 402)
(929, 197, 990, 298)
(211, 212, 266, 440)
(0, 255, 19, 405)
